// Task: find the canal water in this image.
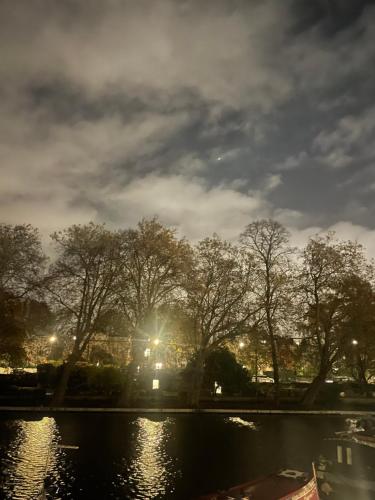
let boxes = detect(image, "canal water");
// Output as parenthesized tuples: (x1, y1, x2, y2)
(0, 413, 367, 499)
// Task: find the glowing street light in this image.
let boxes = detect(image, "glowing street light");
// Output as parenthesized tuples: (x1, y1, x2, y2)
(352, 339, 358, 346)
(153, 339, 160, 346)
(49, 335, 57, 343)
(239, 341, 245, 349)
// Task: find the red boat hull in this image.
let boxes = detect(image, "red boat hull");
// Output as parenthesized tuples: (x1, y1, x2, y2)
(199, 472, 319, 500)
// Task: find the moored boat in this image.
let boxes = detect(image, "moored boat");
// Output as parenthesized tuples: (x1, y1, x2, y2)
(199, 467, 319, 499)
(316, 417, 375, 494)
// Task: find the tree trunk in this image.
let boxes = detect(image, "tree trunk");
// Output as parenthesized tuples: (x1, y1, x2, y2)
(269, 335, 280, 406)
(50, 358, 75, 406)
(189, 350, 205, 408)
(356, 357, 370, 396)
(302, 364, 329, 408)
(118, 362, 137, 407)
(118, 336, 143, 407)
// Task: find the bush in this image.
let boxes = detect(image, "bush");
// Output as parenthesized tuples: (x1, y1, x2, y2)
(37, 363, 59, 388)
(182, 348, 253, 396)
(37, 363, 125, 395)
(316, 383, 343, 404)
(85, 366, 123, 395)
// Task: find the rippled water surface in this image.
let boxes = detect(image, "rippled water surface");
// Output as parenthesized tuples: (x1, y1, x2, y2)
(0, 412, 351, 499)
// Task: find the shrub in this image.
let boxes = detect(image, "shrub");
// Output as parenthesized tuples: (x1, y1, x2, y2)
(37, 363, 125, 395)
(37, 363, 59, 387)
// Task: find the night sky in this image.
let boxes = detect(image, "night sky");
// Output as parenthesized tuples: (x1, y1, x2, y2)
(1, 0, 375, 252)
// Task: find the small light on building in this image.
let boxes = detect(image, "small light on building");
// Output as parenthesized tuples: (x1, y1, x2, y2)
(49, 335, 57, 343)
(155, 362, 163, 370)
(352, 339, 358, 346)
(152, 379, 159, 390)
(239, 341, 245, 349)
(144, 348, 151, 358)
(96, 361, 100, 367)
(136, 365, 140, 372)
(73, 335, 77, 341)
(214, 381, 222, 395)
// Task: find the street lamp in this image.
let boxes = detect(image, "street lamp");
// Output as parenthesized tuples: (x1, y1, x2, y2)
(49, 335, 57, 343)
(352, 339, 358, 346)
(239, 341, 245, 349)
(153, 338, 160, 346)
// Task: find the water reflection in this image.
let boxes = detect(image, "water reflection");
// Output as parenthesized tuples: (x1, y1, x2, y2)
(122, 417, 178, 499)
(226, 416, 258, 429)
(1, 417, 65, 500)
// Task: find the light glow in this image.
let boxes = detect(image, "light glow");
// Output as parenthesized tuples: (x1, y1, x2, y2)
(214, 381, 222, 395)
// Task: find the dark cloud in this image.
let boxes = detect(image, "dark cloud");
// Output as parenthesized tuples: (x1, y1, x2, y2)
(0, 0, 375, 254)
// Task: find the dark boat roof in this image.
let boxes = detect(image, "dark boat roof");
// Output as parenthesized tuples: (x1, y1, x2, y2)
(199, 470, 312, 500)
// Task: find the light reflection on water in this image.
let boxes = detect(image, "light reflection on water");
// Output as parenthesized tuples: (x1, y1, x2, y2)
(226, 416, 258, 429)
(1, 417, 69, 500)
(119, 417, 179, 499)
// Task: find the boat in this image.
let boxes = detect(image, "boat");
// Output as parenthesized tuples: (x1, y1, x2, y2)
(199, 467, 320, 499)
(316, 417, 375, 494)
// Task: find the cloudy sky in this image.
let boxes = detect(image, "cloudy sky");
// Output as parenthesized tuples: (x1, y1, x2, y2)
(1, 0, 375, 252)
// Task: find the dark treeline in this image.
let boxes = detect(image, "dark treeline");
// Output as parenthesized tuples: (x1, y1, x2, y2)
(1, 218, 375, 408)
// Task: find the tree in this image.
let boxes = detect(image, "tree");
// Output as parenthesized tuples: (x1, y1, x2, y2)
(116, 218, 192, 405)
(240, 219, 294, 405)
(0, 223, 46, 364)
(227, 327, 270, 382)
(0, 294, 27, 366)
(184, 236, 259, 407)
(0, 223, 46, 299)
(299, 233, 368, 407)
(44, 223, 122, 405)
(340, 275, 375, 387)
